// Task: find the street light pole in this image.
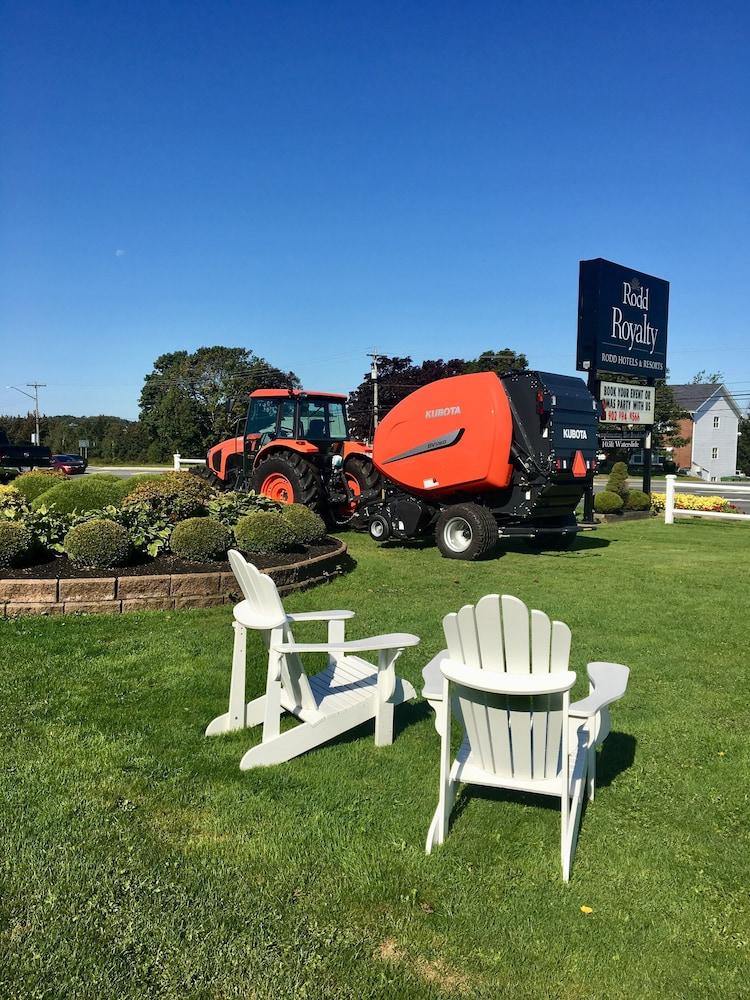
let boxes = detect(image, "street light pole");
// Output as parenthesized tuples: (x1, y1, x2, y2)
(7, 383, 46, 444)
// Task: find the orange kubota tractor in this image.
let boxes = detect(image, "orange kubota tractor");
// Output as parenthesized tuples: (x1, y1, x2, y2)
(201, 388, 381, 525)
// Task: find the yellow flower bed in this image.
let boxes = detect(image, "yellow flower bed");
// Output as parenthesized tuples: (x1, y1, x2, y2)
(651, 492, 735, 513)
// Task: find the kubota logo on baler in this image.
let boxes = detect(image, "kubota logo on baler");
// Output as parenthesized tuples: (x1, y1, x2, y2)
(562, 428, 588, 440)
(425, 406, 461, 419)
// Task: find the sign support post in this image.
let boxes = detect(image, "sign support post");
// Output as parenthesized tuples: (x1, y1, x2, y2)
(642, 429, 653, 496)
(583, 367, 598, 523)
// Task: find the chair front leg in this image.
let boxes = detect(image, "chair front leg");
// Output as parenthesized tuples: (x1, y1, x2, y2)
(374, 648, 399, 746)
(227, 622, 248, 731)
(262, 634, 284, 744)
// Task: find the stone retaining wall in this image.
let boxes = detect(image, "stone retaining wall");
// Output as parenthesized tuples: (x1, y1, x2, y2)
(0, 541, 351, 618)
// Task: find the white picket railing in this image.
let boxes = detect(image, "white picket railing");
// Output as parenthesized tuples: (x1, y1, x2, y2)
(663, 474, 750, 525)
(173, 453, 207, 471)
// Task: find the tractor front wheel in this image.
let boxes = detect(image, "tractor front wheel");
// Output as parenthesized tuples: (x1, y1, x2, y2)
(329, 456, 382, 527)
(251, 454, 323, 510)
(435, 504, 498, 560)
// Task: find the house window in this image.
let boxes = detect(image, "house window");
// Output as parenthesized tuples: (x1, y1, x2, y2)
(713, 416, 720, 428)
(712, 447, 719, 459)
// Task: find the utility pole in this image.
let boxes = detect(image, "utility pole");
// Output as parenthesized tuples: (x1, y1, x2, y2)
(7, 382, 46, 444)
(367, 353, 381, 433)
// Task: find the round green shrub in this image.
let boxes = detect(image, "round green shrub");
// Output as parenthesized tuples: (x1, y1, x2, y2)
(624, 489, 651, 511)
(234, 512, 297, 554)
(33, 475, 129, 514)
(121, 473, 166, 496)
(0, 520, 33, 568)
(605, 462, 630, 499)
(594, 490, 624, 514)
(14, 468, 67, 502)
(122, 471, 215, 522)
(63, 518, 130, 568)
(280, 503, 327, 544)
(170, 517, 232, 563)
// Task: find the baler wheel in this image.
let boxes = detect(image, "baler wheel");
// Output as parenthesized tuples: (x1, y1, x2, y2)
(435, 504, 498, 561)
(251, 453, 324, 510)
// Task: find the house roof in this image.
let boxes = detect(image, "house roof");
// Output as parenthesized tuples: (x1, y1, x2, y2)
(669, 383, 742, 419)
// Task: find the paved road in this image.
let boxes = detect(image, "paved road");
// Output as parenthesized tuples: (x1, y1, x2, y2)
(85, 466, 171, 479)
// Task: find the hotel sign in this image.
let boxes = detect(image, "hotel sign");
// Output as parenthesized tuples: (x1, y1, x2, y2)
(600, 381, 655, 424)
(577, 258, 669, 378)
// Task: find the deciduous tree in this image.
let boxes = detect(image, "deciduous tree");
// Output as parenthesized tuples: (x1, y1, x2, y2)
(138, 347, 299, 459)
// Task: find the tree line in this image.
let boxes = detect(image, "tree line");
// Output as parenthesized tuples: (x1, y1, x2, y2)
(2, 344, 749, 472)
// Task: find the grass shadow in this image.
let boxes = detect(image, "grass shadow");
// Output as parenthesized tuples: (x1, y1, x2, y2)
(594, 730, 636, 789)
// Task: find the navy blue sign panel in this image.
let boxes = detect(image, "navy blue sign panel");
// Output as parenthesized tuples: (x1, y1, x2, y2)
(577, 258, 669, 379)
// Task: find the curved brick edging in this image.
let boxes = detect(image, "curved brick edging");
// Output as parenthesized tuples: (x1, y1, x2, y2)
(0, 540, 353, 618)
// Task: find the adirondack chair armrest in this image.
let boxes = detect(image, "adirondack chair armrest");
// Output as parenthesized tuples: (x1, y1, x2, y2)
(273, 633, 420, 655)
(441, 658, 577, 696)
(422, 650, 449, 702)
(569, 662, 630, 719)
(285, 610, 356, 623)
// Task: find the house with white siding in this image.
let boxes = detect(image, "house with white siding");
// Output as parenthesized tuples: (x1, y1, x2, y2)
(669, 384, 741, 481)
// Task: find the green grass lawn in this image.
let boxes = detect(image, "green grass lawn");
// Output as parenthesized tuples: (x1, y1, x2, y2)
(2, 520, 749, 999)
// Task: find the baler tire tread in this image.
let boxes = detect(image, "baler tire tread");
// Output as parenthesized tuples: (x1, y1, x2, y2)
(435, 503, 498, 561)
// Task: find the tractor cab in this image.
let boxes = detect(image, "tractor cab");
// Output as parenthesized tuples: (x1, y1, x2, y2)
(203, 387, 380, 523)
(246, 391, 350, 445)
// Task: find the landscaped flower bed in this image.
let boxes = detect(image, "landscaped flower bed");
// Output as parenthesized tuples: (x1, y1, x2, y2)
(0, 471, 351, 614)
(650, 492, 738, 513)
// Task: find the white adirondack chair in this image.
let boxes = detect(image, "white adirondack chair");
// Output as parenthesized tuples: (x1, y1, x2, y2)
(423, 594, 629, 880)
(206, 550, 419, 769)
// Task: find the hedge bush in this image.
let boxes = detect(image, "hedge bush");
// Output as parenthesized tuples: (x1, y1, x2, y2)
(281, 503, 327, 544)
(605, 462, 630, 499)
(63, 518, 130, 568)
(207, 490, 281, 526)
(234, 512, 297, 554)
(594, 490, 624, 514)
(122, 471, 215, 522)
(32, 475, 129, 514)
(14, 468, 67, 502)
(170, 517, 232, 563)
(121, 474, 166, 496)
(624, 490, 651, 511)
(0, 520, 33, 568)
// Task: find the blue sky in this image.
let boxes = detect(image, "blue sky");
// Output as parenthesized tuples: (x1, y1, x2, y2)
(2, 1, 748, 420)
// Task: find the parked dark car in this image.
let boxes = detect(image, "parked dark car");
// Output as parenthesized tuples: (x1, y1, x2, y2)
(51, 453, 88, 475)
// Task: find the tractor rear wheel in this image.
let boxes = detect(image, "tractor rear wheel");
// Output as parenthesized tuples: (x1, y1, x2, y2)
(435, 503, 498, 561)
(251, 453, 323, 510)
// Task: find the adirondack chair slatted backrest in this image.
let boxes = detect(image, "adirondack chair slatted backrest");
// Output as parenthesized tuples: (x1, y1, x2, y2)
(227, 550, 316, 713)
(442, 594, 572, 780)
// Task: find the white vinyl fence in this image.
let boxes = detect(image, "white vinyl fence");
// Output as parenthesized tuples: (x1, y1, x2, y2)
(664, 474, 750, 525)
(173, 453, 206, 471)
